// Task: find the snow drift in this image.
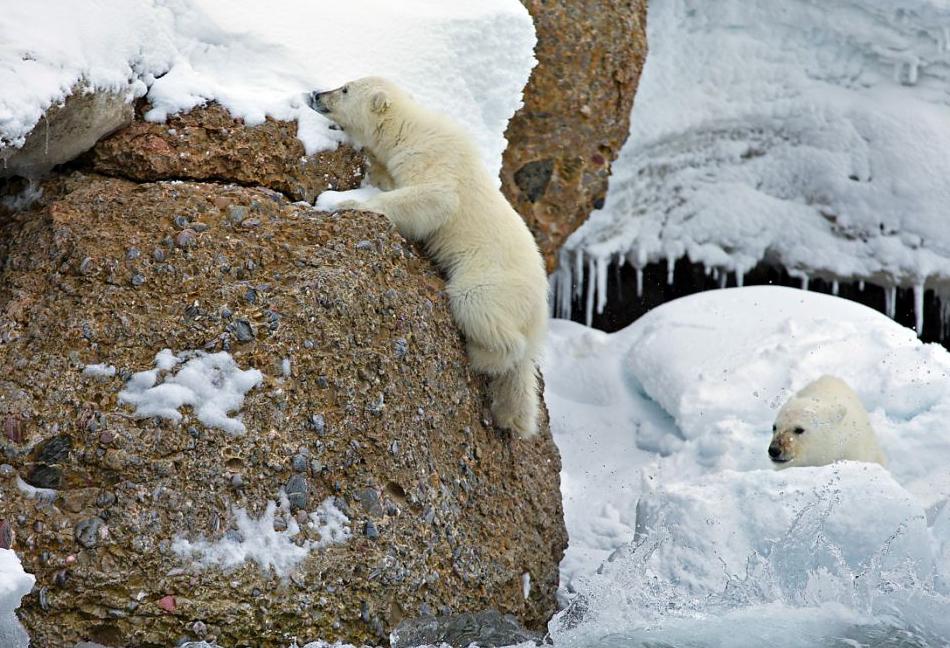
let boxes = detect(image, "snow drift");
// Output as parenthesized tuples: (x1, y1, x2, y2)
(557, 0, 950, 332)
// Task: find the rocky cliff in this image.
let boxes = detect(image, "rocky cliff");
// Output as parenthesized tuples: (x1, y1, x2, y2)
(0, 106, 566, 647)
(501, 0, 649, 272)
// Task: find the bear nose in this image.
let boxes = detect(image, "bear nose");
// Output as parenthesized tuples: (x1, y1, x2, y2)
(768, 444, 781, 458)
(306, 91, 330, 114)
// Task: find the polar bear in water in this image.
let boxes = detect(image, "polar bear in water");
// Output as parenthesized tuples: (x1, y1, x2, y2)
(769, 375, 886, 468)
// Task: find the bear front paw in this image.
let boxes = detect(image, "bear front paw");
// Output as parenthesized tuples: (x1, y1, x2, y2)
(336, 199, 364, 211)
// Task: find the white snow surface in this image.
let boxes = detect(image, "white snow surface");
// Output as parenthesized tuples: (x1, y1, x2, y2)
(172, 495, 351, 576)
(543, 286, 950, 646)
(559, 0, 950, 323)
(0, 0, 535, 177)
(118, 348, 262, 435)
(0, 550, 33, 648)
(81, 363, 116, 378)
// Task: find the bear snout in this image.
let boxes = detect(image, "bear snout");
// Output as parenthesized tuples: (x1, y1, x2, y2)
(768, 441, 790, 463)
(306, 91, 331, 114)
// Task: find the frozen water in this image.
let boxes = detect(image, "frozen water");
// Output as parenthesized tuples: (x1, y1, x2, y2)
(0, 0, 535, 177)
(558, 0, 950, 330)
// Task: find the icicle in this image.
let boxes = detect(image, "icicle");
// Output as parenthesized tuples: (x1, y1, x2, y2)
(736, 268, 745, 288)
(584, 257, 596, 327)
(913, 282, 925, 336)
(667, 256, 676, 286)
(595, 255, 608, 315)
(858, 280, 865, 291)
(548, 274, 559, 318)
(614, 254, 623, 299)
(573, 251, 584, 300)
(636, 267, 643, 298)
(940, 290, 950, 341)
(885, 285, 897, 320)
(831, 280, 839, 296)
(712, 267, 719, 280)
(801, 274, 810, 291)
(718, 270, 727, 289)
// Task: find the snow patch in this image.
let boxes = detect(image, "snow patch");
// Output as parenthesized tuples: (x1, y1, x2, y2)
(118, 349, 262, 435)
(82, 363, 115, 378)
(0, 550, 34, 648)
(172, 495, 351, 576)
(1, 0, 536, 177)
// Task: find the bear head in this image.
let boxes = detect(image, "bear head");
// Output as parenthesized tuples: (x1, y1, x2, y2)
(768, 395, 849, 469)
(306, 76, 402, 145)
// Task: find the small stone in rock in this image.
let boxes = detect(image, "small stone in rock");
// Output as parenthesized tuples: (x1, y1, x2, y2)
(173, 215, 191, 229)
(304, 339, 314, 349)
(74, 517, 103, 548)
(175, 229, 197, 249)
(126, 247, 140, 260)
(228, 320, 255, 343)
(130, 273, 145, 287)
(364, 520, 379, 540)
(291, 454, 308, 473)
(228, 205, 248, 224)
(152, 248, 166, 262)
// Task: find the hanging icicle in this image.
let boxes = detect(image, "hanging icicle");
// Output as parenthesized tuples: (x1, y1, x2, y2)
(718, 270, 727, 289)
(832, 280, 839, 296)
(574, 251, 585, 300)
(667, 256, 676, 286)
(885, 285, 897, 320)
(736, 267, 745, 288)
(636, 267, 643, 298)
(596, 255, 608, 315)
(858, 280, 865, 291)
(913, 282, 925, 336)
(584, 256, 596, 327)
(801, 274, 810, 291)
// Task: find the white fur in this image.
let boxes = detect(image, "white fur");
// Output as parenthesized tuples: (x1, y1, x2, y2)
(769, 375, 886, 469)
(312, 77, 548, 437)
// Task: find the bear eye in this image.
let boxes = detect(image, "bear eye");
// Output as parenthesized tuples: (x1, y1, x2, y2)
(793, 426, 805, 435)
(342, 86, 348, 95)
(772, 424, 777, 432)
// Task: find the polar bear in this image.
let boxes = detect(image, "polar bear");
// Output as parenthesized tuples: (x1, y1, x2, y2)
(306, 77, 548, 438)
(768, 375, 886, 468)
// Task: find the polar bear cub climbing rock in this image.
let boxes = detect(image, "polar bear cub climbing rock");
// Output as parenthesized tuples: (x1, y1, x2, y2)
(307, 77, 548, 438)
(769, 375, 886, 468)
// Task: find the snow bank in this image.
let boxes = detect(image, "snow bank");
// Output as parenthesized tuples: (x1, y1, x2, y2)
(543, 286, 950, 644)
(118, 349, 262, 435)
(0, 0, 535, 176)
(172, 495, 351, 576)
(557, 0, 950, 325)
(0, 550, 34, 648)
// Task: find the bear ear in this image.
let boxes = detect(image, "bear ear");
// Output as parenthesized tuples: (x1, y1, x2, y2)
(370, 91, 391, 114)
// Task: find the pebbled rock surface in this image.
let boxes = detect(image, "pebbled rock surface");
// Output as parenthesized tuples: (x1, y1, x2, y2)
(501, 0, 649, 272)
(0, 171, 566, 647)
(85, 103, 365, 203)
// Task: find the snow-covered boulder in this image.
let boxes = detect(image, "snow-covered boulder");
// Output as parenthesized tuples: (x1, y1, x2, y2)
(0, 0, 535, 179)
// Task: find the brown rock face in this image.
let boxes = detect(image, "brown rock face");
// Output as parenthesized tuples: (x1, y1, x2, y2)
(501, 0, 649, 272)
(0, 113, 565, 646)
(86, 103, 365, 203)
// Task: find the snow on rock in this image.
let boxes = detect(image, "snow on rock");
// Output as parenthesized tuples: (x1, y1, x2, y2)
(557, 0, 950, 324)
(0, 550, 34, 648)
(0, 0, 535, 176)
(544, 286, 950, 641)
(118, 349, 262, 435)
(172, 495, 351, 576)
(81, 363, 115, 378)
